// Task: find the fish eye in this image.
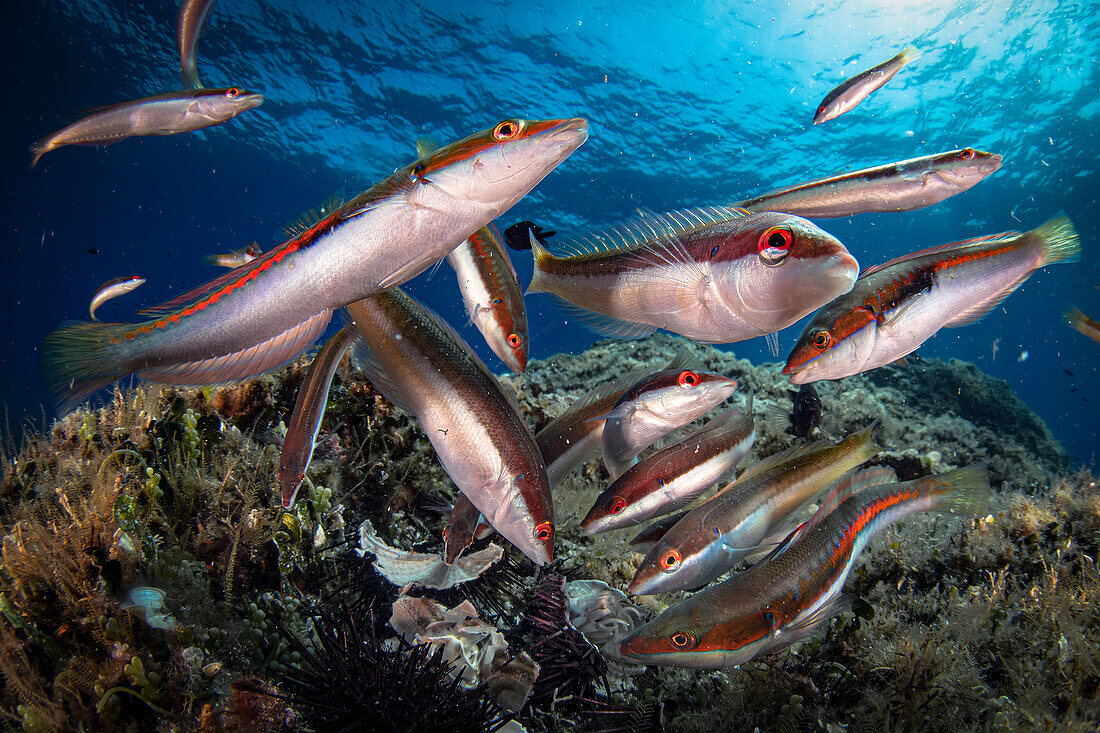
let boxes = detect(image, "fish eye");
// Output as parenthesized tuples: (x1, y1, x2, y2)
(764, 611, 775, 624)
(535, 521, 554, 542)
(413, 161, 427, 180)
(757, 226, 793, 266)
(493, 120, 521, 140)
(810, 330, 831, 350)
(507, 332, 522, 347)
(677, 370, 700, 387)
(659, 548, 682, 572)
(669, 630, 697, 649)
(226, 87, 240, 98)
(609, 497, 627, 515)
(960, 147, 975, 160)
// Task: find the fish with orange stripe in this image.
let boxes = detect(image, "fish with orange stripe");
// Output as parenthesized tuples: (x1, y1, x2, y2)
(42, 118, 587, 413)
(784, 214, 1081, 384)
(618, 466, 990, 668)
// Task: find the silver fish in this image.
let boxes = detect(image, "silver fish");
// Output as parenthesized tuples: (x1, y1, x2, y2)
(203, 242, 263, 269)
(177, 0, 218, 90)
(813, 44, 921, 125)
(89, 276, 145, 321)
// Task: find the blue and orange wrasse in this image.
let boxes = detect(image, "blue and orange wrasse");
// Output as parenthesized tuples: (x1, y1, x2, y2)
(344, 288, 554, 566)
(600, 359, 739, 480)
(619, 466, 990, 669)
(278, 327, 352, 509)
(177, 0, 218, 89)
(628, 424, 877, 595)
(42, 118, 587, 413)
(813, 44, 921, 125)
(526, 208, 858, 344)
(203, 241, 262, 269)
(785, 215, 1081, 384)
(30, 87, 263, 167)
(89, 276, 145, 321)
(1065, 308, 1100, 346)
(418, 136, 529, 373)
(582, 397, 755, 535)
(734, 149, 1001, 218)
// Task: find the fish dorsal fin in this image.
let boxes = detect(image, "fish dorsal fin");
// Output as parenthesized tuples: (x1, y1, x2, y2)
(136, 253, 277, 316)
(859, 232, 1020, 278)
(664, 346, 702, 373)
(720, 438, 832, 490)
(799, 465, 898, 537)
(945, 270, 1031, 327)
(548, 206, 747, 259)
(281, 192, 348, 239)
(538, 367, 656, 435)
(416, 135, 440, 157)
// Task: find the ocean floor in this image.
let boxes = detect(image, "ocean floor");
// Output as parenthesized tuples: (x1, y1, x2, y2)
(1, 333, 1097, 732)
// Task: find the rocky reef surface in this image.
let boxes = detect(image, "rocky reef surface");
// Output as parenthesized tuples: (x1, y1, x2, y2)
(0, 333, 1095, 732)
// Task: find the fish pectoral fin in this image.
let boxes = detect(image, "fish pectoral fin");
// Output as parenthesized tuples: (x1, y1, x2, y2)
(340, 312, 415, 415)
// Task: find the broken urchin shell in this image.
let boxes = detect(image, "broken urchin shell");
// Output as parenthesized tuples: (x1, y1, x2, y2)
(356, 519, 503, 590)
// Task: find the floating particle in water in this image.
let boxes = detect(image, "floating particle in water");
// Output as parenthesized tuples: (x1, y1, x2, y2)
(1018, 350, 1029, 363)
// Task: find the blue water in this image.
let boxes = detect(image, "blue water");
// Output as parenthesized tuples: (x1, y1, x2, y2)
(4, 0, 1097, 461)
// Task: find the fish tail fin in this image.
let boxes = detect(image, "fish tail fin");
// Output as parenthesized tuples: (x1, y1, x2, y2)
(29, 139, 52, 169)
(42, 321, 134, 414)
(899, 44, 922, 65)
(929, 465, 991, 516)
(1031, 214, 1081, 266)
(526, 232, 554, 294)
(843, 421, 880, 463)
(181, 64, 204, 90)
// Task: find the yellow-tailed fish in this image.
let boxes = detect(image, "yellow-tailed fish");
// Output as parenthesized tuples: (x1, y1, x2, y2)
(1065, 308, 1100, 346)
(628, 424, 878, 595)
(30, 87, 263, 167)
(344, 288, 554, 566)
(89, 275, 145, 321)
(177, 0, 218, 90)
(42, 118, 587, 414)
(619, 466, 990, 668)
(785, 215, 1081, 384)
(526, 208, 858, 344)
(813, 44, 921, 125)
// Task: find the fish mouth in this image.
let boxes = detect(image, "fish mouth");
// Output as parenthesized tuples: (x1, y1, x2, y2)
(979, 153, 1003, 175)
(239, 93, 265, 111)
(547, 117, 589, 146)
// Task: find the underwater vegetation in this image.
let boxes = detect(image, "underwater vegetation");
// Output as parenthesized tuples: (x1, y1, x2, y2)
(0, 334, 1096, 731)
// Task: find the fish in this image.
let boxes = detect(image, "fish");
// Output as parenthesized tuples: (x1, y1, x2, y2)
(443, 493, 483, 565)
(733, 149, 1002, 218)
(618, 466, 990, 669)
(600, 361, 739, 479)
(418, 135, 529, 373)
(278, 327, 352, 509)
(813, 44, 921, 125)
(628, 510, 689, 554)
(30, 87, 264, 167)
(89, 276, 145, 321)
(582, 397, 755, 535)
(1065, 308, 1100, 345)
(763, 384, 822, 439)
(627, 424, 878, 596)
(42, 118, 587, 414)
(344, 288, 554, 566)
(784, 215, 1081, 384)
(503, 220, 556, 251)
(177, 0, 218, 90)
(527, 208, 859, 344)
(202, 242, 263, 269)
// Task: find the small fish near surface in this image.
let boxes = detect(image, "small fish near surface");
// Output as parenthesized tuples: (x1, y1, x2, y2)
(764, 383, 822, 439)
(203, 242, 263, 269)
(600, 353, 739, 479)
(627, 424, 878, 596)
(1065, 308, 1100, 346)
(526, 208, 859, 344)
(177, 0, 219, 90)
(813, 44, 921, 125)
(618, 466, 990, 669)
(784, 214, 1081, 384)
(344, 288, 555, 566)
(42, 118, 587, 414)
(582, 396, 755, 535)
(278, 327, 352, 509)
(89, 275, 145, 321)
(30, 87, 264, 167)
(733, 149, 1002, 218)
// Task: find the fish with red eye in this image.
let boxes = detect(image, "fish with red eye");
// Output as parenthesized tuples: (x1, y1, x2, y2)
(757, 226, 793, 266)
(599, 358, 739, 480)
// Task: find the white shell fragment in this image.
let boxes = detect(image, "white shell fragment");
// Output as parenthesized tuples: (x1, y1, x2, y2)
(357, 519, 504, 589)
(390, 596, 539, 711)
(124, 586, 177, 630)
(564, 579, 648, 655)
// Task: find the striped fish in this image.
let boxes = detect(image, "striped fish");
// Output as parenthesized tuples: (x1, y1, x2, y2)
(813, 44, 921, 125)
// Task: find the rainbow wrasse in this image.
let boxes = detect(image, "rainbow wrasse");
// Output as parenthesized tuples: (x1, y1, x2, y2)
(733, 149, 1001, 218)
(600, 363, 739, 480)
(813, 44, 921, 125)
(582, 399, 755, 535)
(278, 327, 351, 509)
(628, 424, 877, 596)
(89, 276, 145, 321)
(785, 215, 1081, 384)
(527, 208, 858, 344)
(30, 87, 263, 167)
(1065, 308, 1100, 346)
(619, 466, 990, 669)
(42, 118, 587, 414)
(344, 288, 554, 566)
(177, 0, 218, 89)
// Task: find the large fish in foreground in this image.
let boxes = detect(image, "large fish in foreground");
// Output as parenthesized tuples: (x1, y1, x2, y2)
(42, 118, 587, 413)
(813, 44, 921, 125)
(785, 215, 1081, 384)
(734, 149, 1002, 218)
(344, 289, 554, 566)
(527, 208, 859, 343)
(618, 466, 990, 669)
(30, 87, 263, 167)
